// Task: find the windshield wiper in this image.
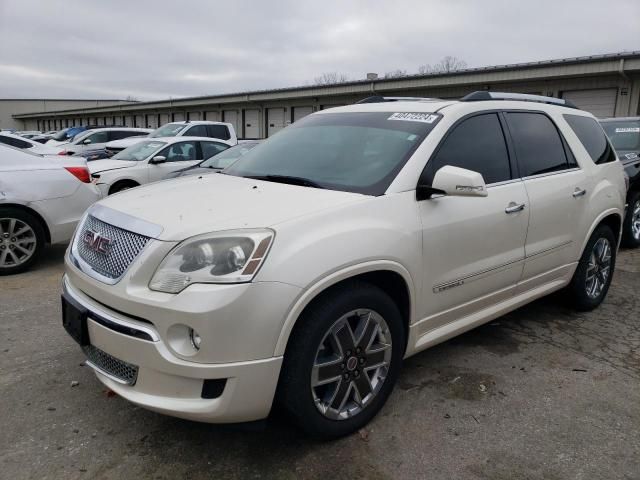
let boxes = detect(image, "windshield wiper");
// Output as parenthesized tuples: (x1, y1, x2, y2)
(246, 174, 325, 189)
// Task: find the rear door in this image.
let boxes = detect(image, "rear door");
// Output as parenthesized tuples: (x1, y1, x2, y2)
(504, 111, 591, 287)
(417, 112, 530, 332)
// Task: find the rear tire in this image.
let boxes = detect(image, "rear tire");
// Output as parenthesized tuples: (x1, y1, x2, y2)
(621, 191, 640, 248)
(278, 281, 404, 439)
(566, 225, 616, 311)
(0, 207, 46, 276)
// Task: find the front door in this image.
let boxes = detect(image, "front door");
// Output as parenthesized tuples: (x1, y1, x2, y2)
(416, 113, 529, 334)
(147, 140, 201, 182)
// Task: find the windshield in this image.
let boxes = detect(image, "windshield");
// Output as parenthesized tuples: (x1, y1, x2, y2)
(201, 143, 259, 169)
(112, 140, 167, 161)
(225, 112, 441, 195)
(149, 123, 186, 138)
(601, 120, 640, 151)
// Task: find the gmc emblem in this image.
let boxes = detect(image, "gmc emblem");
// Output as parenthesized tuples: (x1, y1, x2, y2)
(82, 230, 113, 255)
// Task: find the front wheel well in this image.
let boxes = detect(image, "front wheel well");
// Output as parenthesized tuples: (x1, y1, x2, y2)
(289, 270, 412, 351)
(109, 179, 139, 195)
(0, 203, 51, 243)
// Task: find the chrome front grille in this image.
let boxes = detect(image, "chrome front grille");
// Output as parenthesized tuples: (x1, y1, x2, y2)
(83, 344, 139, 385)
(75, 215, 150, 281)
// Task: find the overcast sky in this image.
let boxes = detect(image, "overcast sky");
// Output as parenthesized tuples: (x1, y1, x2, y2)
(0, 0, 638, 101)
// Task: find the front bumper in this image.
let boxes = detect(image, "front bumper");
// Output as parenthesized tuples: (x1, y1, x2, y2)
(62, 274, 293, 423)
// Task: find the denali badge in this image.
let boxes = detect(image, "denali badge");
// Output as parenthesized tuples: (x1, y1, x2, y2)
(82, 230, 113, 255)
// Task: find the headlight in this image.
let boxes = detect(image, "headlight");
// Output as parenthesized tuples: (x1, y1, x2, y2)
(149, 229, 274, 293)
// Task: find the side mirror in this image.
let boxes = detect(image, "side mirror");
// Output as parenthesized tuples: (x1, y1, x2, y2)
(150, 155, 167, 164)
(83, 138, 92, 145)
(417, 165, 488, 200)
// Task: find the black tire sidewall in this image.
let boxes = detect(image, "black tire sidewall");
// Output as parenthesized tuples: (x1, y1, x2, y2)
(0, 207, 46, 275)
(568, 225, 617, 311)
(278, 281, 405, 439)
(621, 191, 640, 248)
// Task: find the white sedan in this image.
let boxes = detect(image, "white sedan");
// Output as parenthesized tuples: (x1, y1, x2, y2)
(0, 144, 101, 275)
(89, 136, 234, 196)
(0, 132, 65, 155)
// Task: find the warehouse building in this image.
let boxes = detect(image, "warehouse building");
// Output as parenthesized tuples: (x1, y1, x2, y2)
(9, 51, 640, 139)
(0, 99, 133, 130)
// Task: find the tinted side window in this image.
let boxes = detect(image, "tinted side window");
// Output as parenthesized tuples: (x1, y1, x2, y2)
(425, 113, 511, 185)
(83, 131, 109, 144)
(201, 141, 229, 159)
(564, 114, 616, 164)
(159, 141, 198, 162)
(109, 130, 147, 141)
(207, 124, 231, 140)
(185, 125, 208, 137)
(506, 113, 569, 176)
(0, 136, 30, 149)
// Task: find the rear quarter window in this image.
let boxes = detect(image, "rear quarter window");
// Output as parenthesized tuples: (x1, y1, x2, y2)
(564, 114, 616, 164)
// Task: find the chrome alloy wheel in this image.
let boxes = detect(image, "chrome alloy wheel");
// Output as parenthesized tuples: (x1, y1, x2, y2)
(585, 237, 612, 299)
(311, 309, 392, 420)
(631, 200, 640, 241)
(0, 218, 37, 268)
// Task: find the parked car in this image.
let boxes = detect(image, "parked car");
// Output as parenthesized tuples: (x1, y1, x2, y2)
(57, 127, 153, 156)
(600, 116, 640, 247)
(0, 132, 66, 155)
(73, 148, 112, 162)
(0, 144, 100, 275)
(46, 126, 90, 146)
(13, 131, 42, 139)
(30, 131, 59, 144)
(62, 92, 625, 438)
(168, 141, 260, 178)
(89, 136, 235, 195)
(104, 121, 238, 155)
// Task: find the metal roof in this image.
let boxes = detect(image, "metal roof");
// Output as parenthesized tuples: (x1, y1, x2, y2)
(13, 50, 640, 118)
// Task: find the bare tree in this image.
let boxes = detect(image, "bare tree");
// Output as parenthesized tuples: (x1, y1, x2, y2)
(384, 69, 408, 79)
(418, 56, 468, 74)
(313, 72, 350, 85)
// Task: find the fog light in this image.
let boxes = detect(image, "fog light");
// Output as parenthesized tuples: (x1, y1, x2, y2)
(190, 328, 202, 350)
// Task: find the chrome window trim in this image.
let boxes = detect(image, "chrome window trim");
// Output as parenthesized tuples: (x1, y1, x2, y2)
(522, 167, 581, 181)
(63, 275, 160, 342)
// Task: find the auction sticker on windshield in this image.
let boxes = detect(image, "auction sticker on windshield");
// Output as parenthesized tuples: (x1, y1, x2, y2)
(615, 127, 640, 133)
(388, 112, 439, 124)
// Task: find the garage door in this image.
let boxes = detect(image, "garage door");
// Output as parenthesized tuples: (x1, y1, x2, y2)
(223, 110, 240, 134)
(173, 112, 185, 122)
(244, 109, 260, 139)
(204, 111, 219, 121)
(267, 108, 286, 137)
(292, 106, 313, 123)
(159, 113, 170, 126)
(188, 111, 201, 121)
(134, 115, 144, 127)
(146, 114, 158, 129)
(562, 89, 617, 118)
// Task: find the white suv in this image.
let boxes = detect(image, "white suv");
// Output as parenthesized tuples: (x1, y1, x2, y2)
(61, 93, 626, 438)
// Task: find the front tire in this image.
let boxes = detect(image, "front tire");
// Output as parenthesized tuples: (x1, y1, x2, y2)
(0, 207, 46, 275)
(278, 281, 405, 439)
(566, 224, 616, 311)
(621, 191, 640, 248)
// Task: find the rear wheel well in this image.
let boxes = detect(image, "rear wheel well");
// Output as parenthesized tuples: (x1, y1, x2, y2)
(0, 204, 51, 243)
(291, 270, 411, 350)
(598, 213, 622, 240)
(109, 180, 139, 195)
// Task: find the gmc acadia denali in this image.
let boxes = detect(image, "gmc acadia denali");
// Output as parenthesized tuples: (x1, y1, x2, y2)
(62, 92, 626, 438)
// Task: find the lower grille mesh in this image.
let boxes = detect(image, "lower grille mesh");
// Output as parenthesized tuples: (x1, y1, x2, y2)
(83, 345, 139, 385)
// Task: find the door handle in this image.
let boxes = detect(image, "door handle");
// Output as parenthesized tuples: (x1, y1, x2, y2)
(573, 188, 587, 198)
(505, 202, 526, 214)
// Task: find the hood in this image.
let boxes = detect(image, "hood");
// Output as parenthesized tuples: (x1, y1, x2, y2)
(89, 159, 138, 173)
(173, 166, 215, 178)
(46, 139, 69, 147)
(97, 173, 366, 241)
(105, 137, 148, 149)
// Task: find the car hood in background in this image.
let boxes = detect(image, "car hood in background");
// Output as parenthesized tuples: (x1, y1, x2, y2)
(89, 159, 138, 174)
(105, 137, 148, 150)
(96, 173, 366, 241)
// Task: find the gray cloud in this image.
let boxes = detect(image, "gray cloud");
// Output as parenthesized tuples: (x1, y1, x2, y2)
(0, 0, 638, 100)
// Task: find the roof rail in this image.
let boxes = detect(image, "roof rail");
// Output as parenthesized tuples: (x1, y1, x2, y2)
(356, 96, 440, 104)
(460, 91, 578, 109)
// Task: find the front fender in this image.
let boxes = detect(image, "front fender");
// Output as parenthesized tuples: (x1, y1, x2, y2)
(273, 259, 416, 356)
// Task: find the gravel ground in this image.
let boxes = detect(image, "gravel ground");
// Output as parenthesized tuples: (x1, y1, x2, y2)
(1, 245, 639, 480)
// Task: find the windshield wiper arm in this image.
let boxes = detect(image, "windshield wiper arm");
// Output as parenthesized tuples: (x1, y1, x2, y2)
(247, 175, 325, 189)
